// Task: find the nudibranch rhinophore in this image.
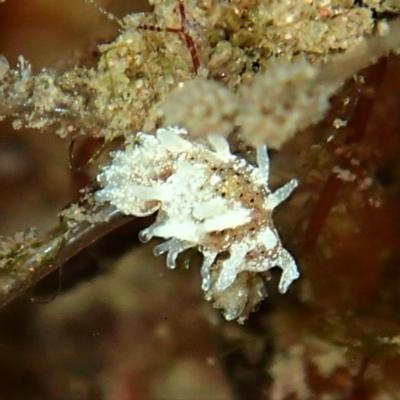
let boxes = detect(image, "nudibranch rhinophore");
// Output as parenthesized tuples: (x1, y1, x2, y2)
(95, 126, 299, 322)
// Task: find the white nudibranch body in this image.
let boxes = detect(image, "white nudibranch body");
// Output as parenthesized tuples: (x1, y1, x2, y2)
(95, 127, 299, 322)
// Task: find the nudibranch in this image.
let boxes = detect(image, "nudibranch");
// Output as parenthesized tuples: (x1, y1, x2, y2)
(95, 126, 299, 322)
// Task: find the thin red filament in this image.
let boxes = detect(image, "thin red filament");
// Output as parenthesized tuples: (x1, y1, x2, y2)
(138, 1, 200, 74)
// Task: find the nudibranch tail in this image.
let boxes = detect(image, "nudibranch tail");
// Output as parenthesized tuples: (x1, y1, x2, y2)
(95, 126, 299, 323)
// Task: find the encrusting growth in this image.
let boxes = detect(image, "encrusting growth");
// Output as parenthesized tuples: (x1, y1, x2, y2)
(160, 61, 339, 149)
(1, 0, 395, 149)
(95, 127, 299, 322)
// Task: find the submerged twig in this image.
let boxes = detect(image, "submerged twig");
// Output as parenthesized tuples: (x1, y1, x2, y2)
(0, 202, 133, 308)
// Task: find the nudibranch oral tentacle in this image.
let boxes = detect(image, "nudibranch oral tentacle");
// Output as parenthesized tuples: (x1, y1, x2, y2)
(95, 126, 299, 322)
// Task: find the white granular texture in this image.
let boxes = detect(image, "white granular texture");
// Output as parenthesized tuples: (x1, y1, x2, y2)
(160, 78, 238, 138)
(95, 126, 299, 322)
(237, 61, 337, 149)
